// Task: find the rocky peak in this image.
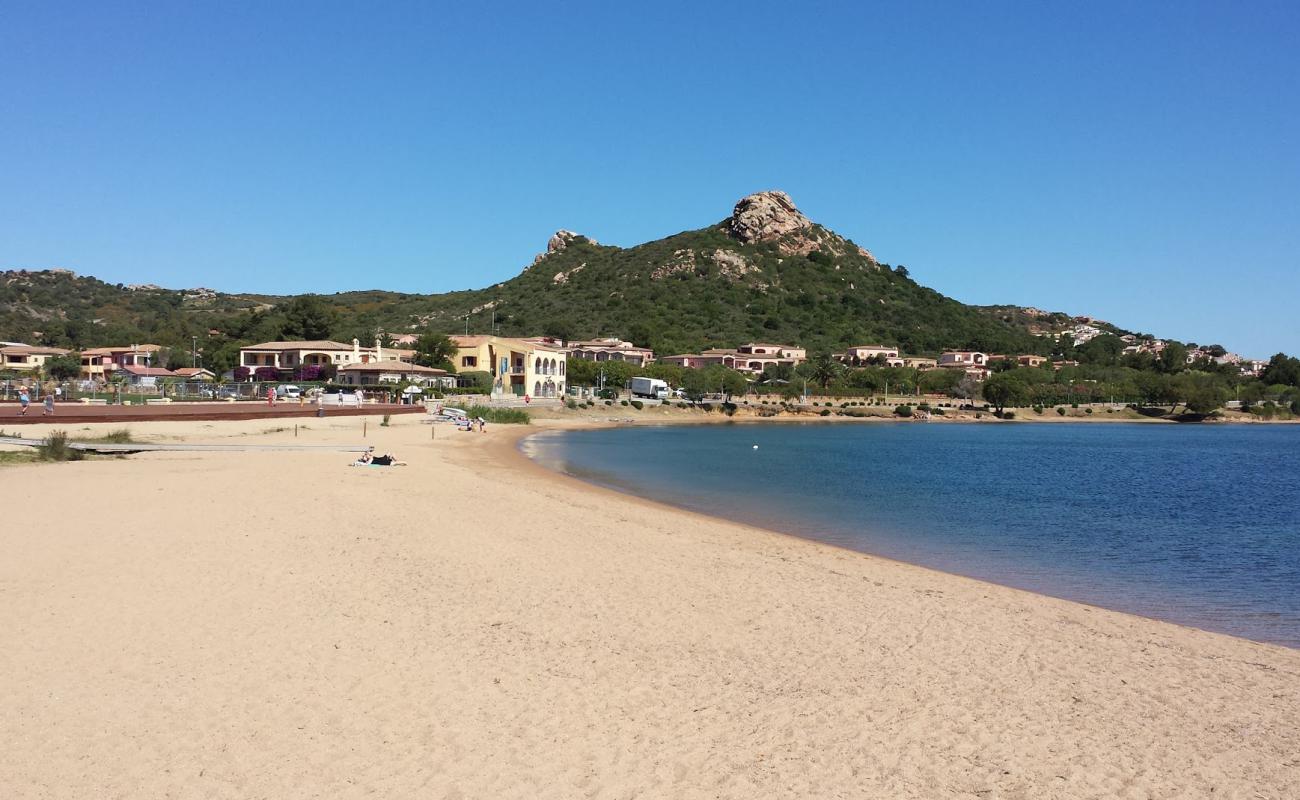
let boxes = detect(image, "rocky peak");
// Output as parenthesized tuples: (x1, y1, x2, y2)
(728, 191, 811, 244)
(530, 229, 596, 268)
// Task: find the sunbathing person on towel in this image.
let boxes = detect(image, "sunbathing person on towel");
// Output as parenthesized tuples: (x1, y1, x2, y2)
(352, 447, 407, 467)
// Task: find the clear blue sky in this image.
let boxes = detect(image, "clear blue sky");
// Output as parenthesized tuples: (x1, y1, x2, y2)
(2, 1, 1297, 356)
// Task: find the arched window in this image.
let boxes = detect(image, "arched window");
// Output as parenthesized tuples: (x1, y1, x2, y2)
(533, 381, 541, 397)
(535, 357, 542, 373)
(559, 361, 565, 376)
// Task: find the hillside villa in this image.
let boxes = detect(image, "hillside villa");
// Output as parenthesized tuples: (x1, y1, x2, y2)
(565, 338, 655, 366)
(238, 339, 416, 372)
(902, 356, 938, 370)
(1, 344, 70, 374)
(450, 335, 567, 398)
(836, 345, 903, 367)
(661, 343, 806, 377)
(939, 351, 992, 380)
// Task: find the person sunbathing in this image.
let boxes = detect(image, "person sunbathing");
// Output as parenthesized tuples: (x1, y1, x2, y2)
(352, 448, 407, 467)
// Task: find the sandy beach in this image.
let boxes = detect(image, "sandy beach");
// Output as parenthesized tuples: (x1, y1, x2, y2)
(2, 414, 1298, 799)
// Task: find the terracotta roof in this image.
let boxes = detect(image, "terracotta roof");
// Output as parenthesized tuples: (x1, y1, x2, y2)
(338, 360, 448, 375)
(451, 335, 564, 353)
(120, 364, 177, 377)
(172, 367, 214, 377)
(0, 344, 70, 356)
(243, 340, 353, 351)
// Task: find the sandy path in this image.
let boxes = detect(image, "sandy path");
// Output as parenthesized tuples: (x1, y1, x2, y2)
(2, 416, 1297, 799)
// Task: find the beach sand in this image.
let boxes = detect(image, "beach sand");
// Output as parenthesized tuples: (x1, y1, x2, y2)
(2, 415, 1297, 799)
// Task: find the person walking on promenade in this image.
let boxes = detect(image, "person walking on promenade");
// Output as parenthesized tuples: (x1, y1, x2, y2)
(18, 387, 31, 415)
(43, 392, 54, 416)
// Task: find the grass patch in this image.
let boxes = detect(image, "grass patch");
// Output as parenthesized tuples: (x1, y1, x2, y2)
(462, 405, 531, 425)
(0, 450, 39, 466)
(37, 430, 85, 462)
(78, 428, 137, 444)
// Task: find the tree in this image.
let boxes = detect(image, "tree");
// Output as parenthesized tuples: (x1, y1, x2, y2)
(681, 365, 747, 401)
(1175, 373, 1228, 414)
(981, 371, 1030, 413)
(414, 331, 457, 370)
(1260, 353, 1300, 387)
(280, 296, 337, 341)
(918, 368, 961, 395)
(44, 352, 82, 381)
(1158, 342, 1188, 374)
(802, 353, 842, 389)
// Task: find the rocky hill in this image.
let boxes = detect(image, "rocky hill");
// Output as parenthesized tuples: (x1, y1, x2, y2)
(4, 191, 1086, 367)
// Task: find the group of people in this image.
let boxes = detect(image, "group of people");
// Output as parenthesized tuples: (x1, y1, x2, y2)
(458, 416, 487, 433)
(15, 388, 55, 417)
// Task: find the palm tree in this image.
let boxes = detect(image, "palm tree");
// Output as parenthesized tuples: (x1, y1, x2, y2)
(805, 353, 842, 389)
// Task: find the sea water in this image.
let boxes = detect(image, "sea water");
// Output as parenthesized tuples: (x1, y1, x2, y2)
(524, 422, 1300, 648)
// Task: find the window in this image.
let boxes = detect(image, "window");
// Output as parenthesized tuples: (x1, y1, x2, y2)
(462, 356, 478, 368)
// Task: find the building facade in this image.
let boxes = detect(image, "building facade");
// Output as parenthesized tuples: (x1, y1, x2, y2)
(660, 343, 805, 377)
(566, 338, 655, 366)
(80, 344, 162, 381)
(1, 344, 70, 374)
(837, 345, 903, 367)
(335, 361, 454, 388)
(238, 339, 415, 372)
(450, 335, 567, 398)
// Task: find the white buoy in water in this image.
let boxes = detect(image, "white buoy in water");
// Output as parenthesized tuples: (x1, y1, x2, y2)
(752, 444, 759, 450)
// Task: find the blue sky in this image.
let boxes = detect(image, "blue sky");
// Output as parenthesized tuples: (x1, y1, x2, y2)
(2, 1, 1297, 355)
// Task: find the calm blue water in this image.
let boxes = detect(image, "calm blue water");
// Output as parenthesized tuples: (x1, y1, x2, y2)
(524, 423, 1300, 648)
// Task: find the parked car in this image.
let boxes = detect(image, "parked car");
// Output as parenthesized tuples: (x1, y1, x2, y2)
(276, 384, 302, 399)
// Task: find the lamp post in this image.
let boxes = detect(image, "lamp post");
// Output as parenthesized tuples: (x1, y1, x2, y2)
(191, 336, 197, 368)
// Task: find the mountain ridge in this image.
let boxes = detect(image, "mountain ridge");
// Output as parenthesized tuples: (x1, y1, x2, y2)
(2, 191, 1196, 371)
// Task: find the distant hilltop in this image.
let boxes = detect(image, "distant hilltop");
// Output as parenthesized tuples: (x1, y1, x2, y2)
(0, 191, 1267, 364)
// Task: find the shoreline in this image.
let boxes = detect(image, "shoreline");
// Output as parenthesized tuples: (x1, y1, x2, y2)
(510, 421, 1299, 651)
(4, 414, 1298, 797)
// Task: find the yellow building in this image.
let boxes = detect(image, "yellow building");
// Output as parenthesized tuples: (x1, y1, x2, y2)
(1, 344, 70, 374)
(450, 335, 566, 398)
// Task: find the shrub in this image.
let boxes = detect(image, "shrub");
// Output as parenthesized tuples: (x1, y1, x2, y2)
(37, 430, 83, 462)
(620, 399, 629, 406)
(1056, 407, 1066, 416)
(232, 366, 251, 382)
(461, 405, 531, 424)
(628, 400, 641, 410)
(1071, 401, 1079, 409)
(722, 402, 737, 416)
(380, 414, 391, 427)
(1033, 405, 1044, 415)
(894, 404, 913, 418)
(1001, 410, 1016, 419)
(253, 366, 280, 382)
(1085, 408, 1093, 414)
(565, 398, 578, 410)
(932, 407, 945, 416)
(819, 409, 831, 416)
(604, 400, 612, 406)
(917, 403, 931, 412)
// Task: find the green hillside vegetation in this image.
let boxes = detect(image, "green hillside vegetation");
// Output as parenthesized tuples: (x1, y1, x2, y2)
(3, 226, 1047, 372)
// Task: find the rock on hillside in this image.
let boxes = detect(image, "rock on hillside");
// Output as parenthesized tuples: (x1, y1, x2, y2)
(727, 190, 877, 262)
(531, 229, 599, 267)
(728, 191, 811, 244)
